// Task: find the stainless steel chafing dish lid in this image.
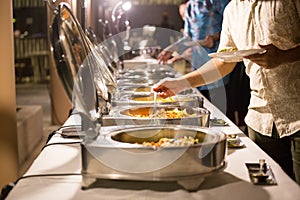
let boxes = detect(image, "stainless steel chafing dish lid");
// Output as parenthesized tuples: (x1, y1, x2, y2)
(49, 2, 117, 119)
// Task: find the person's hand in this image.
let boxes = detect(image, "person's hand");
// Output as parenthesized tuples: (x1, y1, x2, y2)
(152, 77, 191, 98)
(157, 50, 173, 64)
(199, 35, 214, 49)
(244, 44, 285, 69)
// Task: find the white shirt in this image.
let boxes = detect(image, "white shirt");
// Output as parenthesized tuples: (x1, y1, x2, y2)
(218, 0, 300, 137)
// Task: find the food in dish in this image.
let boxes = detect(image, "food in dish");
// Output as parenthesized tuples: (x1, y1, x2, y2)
(218, 47, 238, 52)
(134, 87, 152, 93)
(128, 107, 196, 119)
(131, 95, 175, 102)
(141, 136, 199, 147)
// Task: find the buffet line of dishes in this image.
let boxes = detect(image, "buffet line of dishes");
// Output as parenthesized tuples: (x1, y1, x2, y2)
(48, 3, 227, 191)
(81, 63, 227, 191)
(102, 64, 210, 127)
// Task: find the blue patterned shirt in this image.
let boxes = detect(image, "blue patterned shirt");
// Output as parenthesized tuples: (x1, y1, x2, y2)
(184, 0, 228, 53)
(186, 0, 229, 90)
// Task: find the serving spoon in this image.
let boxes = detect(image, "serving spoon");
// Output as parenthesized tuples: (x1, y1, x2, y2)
(150, 91, 158, 117)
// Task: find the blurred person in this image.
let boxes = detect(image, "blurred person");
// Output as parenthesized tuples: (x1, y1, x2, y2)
(157, 0, 230, 114)
(167, 0, 189, 63)
(179, 0, 189, 27)
(154, 10, 176, 49)
(168, 0, 192, 73)
(153, 0, 300, 184)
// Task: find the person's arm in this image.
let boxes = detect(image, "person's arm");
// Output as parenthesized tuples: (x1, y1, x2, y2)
(185, 58, 235, 87)
(167, 48, 193, 63)
(157, 36, 194, 64)
(244, 44, 300, 69)
(153, 58, 236, 97)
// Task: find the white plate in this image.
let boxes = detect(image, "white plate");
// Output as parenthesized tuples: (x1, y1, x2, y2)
(208, 49, 266, 62)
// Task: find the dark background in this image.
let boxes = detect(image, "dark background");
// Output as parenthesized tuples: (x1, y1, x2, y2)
(128, 4, 183, 31)
(13, 7, 48, 37)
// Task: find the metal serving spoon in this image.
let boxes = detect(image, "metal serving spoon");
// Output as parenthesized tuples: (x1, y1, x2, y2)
(150, 92, 158, 117)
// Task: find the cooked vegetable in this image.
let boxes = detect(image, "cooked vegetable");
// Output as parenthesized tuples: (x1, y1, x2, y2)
(131, 96, 175, 102)
(218, 47, 238, 52)
(128, 108, 196, 118)
(141, 136, 199, 147)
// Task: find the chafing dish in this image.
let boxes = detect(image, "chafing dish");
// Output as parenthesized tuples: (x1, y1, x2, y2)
(117, 67, 176, 82)
(102, 105, 210, 127)
(117, 78, 152, 86)
(81, 125, 227, 191)
(117, 85, 152, 93)
(115, 86, 198, 98)
(112, 93, 204, 108)
(118, 73, 175, 85)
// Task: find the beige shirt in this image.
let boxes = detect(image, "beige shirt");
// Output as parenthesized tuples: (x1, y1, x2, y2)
(218, 0, 300, 137)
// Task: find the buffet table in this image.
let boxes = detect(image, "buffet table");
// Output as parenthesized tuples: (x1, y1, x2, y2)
(6, 95, 300, 200)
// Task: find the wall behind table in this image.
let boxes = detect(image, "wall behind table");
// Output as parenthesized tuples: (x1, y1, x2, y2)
(128, 4, 183, 31)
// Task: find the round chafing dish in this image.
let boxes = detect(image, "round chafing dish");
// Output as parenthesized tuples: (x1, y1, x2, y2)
(147, 73, 175, 80)
(112, 93, 204, 108)
(119, 65, 176, 78)
(119, 106, 206, 127)
(81, 125, 227, 190)
(119, 105, 205, 118)
(110, 126, 223, 148)
(104, 106, 210, 127)
(115, 85, 152, 94)
(117, 73, 175, 82)
(116, 64, 177, 87)
(146, 65, 175, 74)
(121, 71, 146, 77)
(115, 86, 198, 97)
(117, 78, 151, 86)
(132, 86, 152, 93)
(120, 69, 175, 79)
(117, 74, 144, 80)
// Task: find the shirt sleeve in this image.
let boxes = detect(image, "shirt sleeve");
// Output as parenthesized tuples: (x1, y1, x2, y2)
(218, 2, 236, 52)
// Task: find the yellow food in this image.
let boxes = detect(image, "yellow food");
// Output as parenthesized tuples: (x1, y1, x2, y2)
(134, 87, 152, 92)
(131, 96, 175, 102)
(141, 136, 199, 147)
(129, 108, 195, 119)
(218, 47, 238, 52)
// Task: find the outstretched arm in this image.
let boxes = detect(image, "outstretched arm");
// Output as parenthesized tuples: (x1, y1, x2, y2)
(153, 58, 236, 98)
